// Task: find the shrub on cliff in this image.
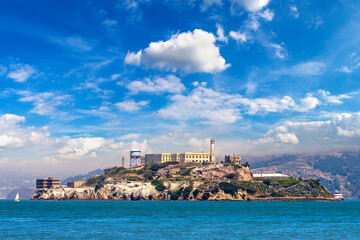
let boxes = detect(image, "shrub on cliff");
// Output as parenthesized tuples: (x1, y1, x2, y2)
(277, 178, 300, 188)
(219, 182, 238, 196)
(170, 188, 184, 200)
(151, 179, 161, 186)
(182, 185, 193, 199)
(180, 167, 195, 176)
(143, 171, 154, 180)
(201, 192, 210, 200)
(193, 189, 200, 198)
(263, 179, 271, 185)
(155, 182, 166, 191)
(127, 176, 143, 181)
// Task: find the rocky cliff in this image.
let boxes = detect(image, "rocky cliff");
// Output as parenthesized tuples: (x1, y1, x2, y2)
(32, 162, 339, 201)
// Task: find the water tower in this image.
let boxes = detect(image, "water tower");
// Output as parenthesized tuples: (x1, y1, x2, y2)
(130, 150, 141, 167)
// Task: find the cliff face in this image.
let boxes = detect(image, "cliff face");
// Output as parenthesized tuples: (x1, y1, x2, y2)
(32, 162, 338, 201)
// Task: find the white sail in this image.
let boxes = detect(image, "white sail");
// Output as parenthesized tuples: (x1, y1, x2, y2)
(15, 193, 20, 202)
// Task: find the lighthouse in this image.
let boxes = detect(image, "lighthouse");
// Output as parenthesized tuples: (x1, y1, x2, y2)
(210, 137, 216, 163)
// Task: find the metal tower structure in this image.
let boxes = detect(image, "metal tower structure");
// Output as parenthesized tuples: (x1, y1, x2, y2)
(130, 150, 141, 167)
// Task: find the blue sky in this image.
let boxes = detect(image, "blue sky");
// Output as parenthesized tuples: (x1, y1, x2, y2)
(1, 0, 360, 176)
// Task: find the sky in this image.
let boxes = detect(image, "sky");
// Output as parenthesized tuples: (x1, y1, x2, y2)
(1, 0, 360, 177)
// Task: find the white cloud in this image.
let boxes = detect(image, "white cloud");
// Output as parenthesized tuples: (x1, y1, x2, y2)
(157, 85, 322, 124)
(290, 6, 299, 18)
(231, 0, 270, 12)
(126, 75, 185, 94)
(6, 64, 37, 83)
(187, 137, 210, 151)
(102, 19, 118, 27)
(200, 0, 222, 11)
(124, 50, 142, 66)
(114, 100, 149, 112)
(229, 30, 247, 43)
(259, 8, 274, 21)
(270, 43, 287, 59)
(0, 65, 7, 75)
(0, 114, 50, 150)
(51, 36, 95, 51)
(216, 24, 228, 43)
(318, 90, 351, 104)
(293, 94, 321, 112)
(118, 133, 141, 140)
(17, 91, 72, 117)
(338, 66, 353, 73)
(111, 74, 121, 80)
(124, 29, 230, 73)
(275, 61, 326, 75)
(252, 112, 360, 154)
(57, 137, 107, 159)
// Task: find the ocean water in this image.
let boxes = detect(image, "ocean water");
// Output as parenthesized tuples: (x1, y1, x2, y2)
(0, 200, 359, 239)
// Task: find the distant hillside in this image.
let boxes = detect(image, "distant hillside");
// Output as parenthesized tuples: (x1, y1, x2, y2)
(6, 187, 35, 200)
(249, 151, 360, 199)
(62, 169, 104, 184)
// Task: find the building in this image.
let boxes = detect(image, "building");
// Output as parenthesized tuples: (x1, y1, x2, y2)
(145, 152, 212, 164)
(36, 177, 61, 189)
(67, 181, 85, 188)
(252, 173, 290, 179)
(225, 153, 241, 164)
(144, 138, 216, 164)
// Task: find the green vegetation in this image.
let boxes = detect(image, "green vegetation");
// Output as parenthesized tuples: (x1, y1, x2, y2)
(170, 188, 184, 200)
(201, 192, 210, 200)
(127, 176, 143, 181)
(180, 167, 195, 176)
(151, 179, 161, 186)
(225, 173, 238, 179)
(193, 189, 200, 198)
(182, 185, 193, 199)
(219, 182, 238, 196)
(276, 178, 300, 188)
(155, 182, 166, 191)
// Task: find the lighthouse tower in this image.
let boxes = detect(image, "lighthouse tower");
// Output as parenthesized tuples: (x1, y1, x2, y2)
(210, 137, 216, 163)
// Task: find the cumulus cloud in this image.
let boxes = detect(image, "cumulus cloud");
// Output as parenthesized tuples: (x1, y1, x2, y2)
(293, 94, 321, 112)
(56, 137, 107, 159)
(6, 64, 37, 83)
(187, 137, 211, 151)
(318, 90, 351, 104)
(126, 75, 185, 94)
(124, 29, 230, 73)
(230, 0, 270, 12)
(229, 30, 247, 43)
(216, 24, 228, 43)
(157, 85, 323, 124)
(114, 100, 149, 112)
(0, 114, 49, 150)
(252, 112, 360, 154)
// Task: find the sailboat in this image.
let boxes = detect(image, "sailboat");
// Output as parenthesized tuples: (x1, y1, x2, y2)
(15, 193, 20, 202)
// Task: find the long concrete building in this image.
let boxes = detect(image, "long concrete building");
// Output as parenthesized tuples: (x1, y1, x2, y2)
(145, 152, 212, 164)
(145, 138, 216, 164)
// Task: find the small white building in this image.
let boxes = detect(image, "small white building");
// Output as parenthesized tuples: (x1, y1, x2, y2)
(253, 173, 290, 179)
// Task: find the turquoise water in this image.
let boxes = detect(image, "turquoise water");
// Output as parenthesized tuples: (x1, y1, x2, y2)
(0, 200, 359, 239)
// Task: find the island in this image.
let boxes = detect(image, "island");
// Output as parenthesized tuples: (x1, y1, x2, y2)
(32, 161, 340, 201)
